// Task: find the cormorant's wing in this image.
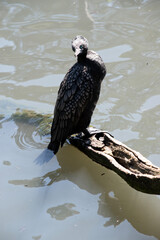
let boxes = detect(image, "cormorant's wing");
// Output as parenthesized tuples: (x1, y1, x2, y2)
(52, 64, 93, 145)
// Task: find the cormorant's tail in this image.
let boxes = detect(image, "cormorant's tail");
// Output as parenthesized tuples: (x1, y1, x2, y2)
(48, 141, 60, 155)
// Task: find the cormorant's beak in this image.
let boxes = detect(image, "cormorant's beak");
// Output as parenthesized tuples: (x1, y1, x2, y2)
(74, 49, 81, 57)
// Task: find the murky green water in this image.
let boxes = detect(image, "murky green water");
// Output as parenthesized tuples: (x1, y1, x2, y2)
(0, 0, 160, 239)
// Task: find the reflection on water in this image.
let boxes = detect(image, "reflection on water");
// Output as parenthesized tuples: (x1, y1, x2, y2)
(0, 0, 160, 240)
(98, 44, 132, 63)
(9, 168, 63, 187)
(32, 235, 42, 240)
(47, 203, 79, 220)
(8, 146, 160, 239)
(0, 63, 15, 73)
(3, 160, 11, 166)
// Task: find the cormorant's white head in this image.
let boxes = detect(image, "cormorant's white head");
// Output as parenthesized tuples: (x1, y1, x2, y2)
(71, 35, 88, 57)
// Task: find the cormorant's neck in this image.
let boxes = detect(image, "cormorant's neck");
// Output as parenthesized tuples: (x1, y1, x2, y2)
(77, 54, 87, 63)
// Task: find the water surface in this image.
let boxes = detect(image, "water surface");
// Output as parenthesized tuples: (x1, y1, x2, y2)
(0, 1, 160, 240)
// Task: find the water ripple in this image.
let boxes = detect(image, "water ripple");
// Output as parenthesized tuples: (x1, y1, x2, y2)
(12, 122, 48, 150)
(140, 95, 160, 112)
(10, 109, 51, 150)
(0, 63, 15, 73)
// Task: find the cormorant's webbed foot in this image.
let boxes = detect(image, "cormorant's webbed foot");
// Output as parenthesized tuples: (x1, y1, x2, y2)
(83, 127, 114, 138)
(74, 129, 90, 139)
(75, 128, 114, 140)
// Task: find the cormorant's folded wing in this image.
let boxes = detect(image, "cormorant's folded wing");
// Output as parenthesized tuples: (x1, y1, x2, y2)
(52, 64, 93, 145)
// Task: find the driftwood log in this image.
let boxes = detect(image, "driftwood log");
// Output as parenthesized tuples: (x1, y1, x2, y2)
(69, 127, 160, 195)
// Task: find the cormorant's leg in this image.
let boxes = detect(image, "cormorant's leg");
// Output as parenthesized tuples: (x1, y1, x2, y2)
(83, 128, 91, 138)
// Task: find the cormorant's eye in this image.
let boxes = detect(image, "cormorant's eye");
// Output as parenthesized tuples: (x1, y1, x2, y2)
(79, 45, 83, 49)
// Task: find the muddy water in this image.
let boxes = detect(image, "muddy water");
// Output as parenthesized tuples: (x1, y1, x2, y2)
(0, 1, 160, 240)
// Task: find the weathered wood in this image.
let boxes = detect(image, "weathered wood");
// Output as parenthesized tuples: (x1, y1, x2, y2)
(69, 127, 160, 195)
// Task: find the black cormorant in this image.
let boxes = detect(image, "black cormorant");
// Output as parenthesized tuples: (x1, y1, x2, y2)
(48, 35, 106, 154)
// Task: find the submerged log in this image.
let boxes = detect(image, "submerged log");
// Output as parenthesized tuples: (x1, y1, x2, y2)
(69, 127, 160, 195)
